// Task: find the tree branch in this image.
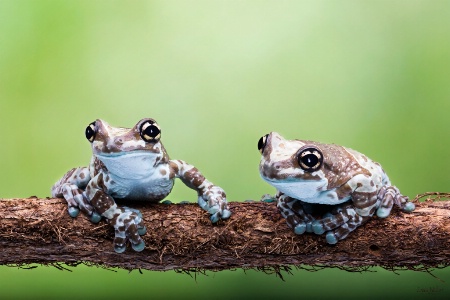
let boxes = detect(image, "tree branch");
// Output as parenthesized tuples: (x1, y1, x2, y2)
(1, 194, 449, 271)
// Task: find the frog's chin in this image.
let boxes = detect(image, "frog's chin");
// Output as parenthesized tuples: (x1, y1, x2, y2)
(95, 151, 162, 180)
(261, 176, 349, 205)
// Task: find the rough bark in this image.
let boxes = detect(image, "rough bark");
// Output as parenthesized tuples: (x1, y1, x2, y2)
(1, 194, 449, 272)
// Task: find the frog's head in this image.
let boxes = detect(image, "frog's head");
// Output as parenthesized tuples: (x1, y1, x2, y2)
(85, 118, 168, 177)
(258, 132, 325, 180)
(86, 118, 164, 155)
(257, 132, 328, 198)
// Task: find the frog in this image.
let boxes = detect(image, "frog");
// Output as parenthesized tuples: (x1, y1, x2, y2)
(52, 118, 231, 253)
(257, 132, 415, 244)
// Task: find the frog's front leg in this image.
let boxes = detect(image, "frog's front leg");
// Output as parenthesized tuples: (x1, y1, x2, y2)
(169, 160, 231, 223)
(85, 173, 146, 253)
(277, 193, 315, 234)
(376, 186, 415, 218)
(51, 167, 101, 222)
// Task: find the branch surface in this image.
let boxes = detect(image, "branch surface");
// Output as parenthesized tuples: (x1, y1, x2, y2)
(1, 195, 449, 271)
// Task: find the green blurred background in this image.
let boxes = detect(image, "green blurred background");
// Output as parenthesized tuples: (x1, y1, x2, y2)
(1, 0, 449, 299)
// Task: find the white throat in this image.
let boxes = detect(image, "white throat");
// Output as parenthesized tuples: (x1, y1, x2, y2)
(96, 151, 160, 180)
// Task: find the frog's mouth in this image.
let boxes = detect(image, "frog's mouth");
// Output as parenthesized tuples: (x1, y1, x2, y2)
(263, 175, 324, 199)
(262, 176, 350, 205)
(95, 151, 161, 179)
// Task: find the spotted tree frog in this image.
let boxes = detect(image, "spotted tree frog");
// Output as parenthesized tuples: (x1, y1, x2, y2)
(52, 118, 231, 253)
(258, 132, 415, 244)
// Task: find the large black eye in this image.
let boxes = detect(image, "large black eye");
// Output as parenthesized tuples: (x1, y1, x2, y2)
(297, 146, 323, 172)
(258, 134, 269, 154)
(85, 121, 96, 143)
(140, 120, 161, 142)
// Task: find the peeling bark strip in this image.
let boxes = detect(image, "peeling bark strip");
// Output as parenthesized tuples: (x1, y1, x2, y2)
(0, 195, 449, 271)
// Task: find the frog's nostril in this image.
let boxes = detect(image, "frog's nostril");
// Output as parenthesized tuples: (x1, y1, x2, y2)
(274, 163, 282, 170)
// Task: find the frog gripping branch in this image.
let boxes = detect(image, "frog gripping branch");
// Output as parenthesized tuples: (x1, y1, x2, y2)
(258, 132, 415, 244)
(52, 118, 231, 253)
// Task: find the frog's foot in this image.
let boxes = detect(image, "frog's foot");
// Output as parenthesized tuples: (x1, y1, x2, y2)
(260, 194, 276, 203)
(109, 209, 146, 253)
(60, 184, 101, 223)
(198, 186, 231, 223)
(311, 204, 370, 244)
(376, 186, 415, 218)
(277, 195, 314, 234)
(122, 207, 147, 235)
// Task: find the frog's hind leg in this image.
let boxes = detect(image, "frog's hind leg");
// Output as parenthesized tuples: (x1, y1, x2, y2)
(277, 193, 315, 235)
(311, 203, 371, 244)
(85, 173, 146, 253)
(376, 186, 415, 218)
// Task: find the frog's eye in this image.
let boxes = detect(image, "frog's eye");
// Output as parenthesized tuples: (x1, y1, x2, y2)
(258, 134, 269, 154)
(85, 121, 96, 143)
(297, 146, 323, 172)
(140, 120, 161, 142)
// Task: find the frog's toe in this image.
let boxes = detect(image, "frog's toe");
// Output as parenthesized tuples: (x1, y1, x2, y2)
(131, 240, 145, 252)
(113, 233, 127, 253)
(260, 194, 276, 203)
(198, 198, 209, 211)
(283, 211, 312, 235)
(210, 208, 232, 223)
(325, 231, 338, 244)
(67, 207, 80, 218)
(323, 214, 371, 244)
(138, 226, 147, 236)
(114, 243, 127, 254)
(376, 207, 391, 218)
(208, 205, 220, 214)
(402, 202, 415, 213)
(221, 209, 232, 220)
(162, 200, 172, 205)
(294, 223, 307, 235)
(113, 227, 145, 253)
(210, 212, 221, 223)
(312, 221, 326, 235)
(89, 212, 102, 223)
(324, 227, 346, 244)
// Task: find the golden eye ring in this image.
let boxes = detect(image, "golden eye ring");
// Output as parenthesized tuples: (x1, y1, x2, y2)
(140, 120, 161, 142)
(297, 146, 323, 172)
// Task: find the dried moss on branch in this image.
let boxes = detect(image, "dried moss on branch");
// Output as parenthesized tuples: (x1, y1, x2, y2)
(1, 194, 449, 271)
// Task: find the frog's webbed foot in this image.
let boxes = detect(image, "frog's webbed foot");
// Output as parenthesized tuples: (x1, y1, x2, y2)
(171, 160, 231, 222)
(376, 186, 415, 218)
(86, 175, 146, 253)
(311, 203, 370, 244)
(107, 206, 146, 253)
(198, 186, 231, 223)
(277, 195, 315, 235)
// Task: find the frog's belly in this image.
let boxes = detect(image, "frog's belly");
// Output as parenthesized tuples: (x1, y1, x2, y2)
(106, 176, 174, 201)
(265, 178, 350, 205)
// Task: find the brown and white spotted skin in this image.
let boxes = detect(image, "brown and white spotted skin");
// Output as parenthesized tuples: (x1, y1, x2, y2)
(52, 118, 231, 253)
(257, 132, 415, 244)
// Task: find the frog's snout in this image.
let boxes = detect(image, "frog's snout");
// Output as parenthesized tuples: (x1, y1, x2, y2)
(260, 160, 283, 179)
